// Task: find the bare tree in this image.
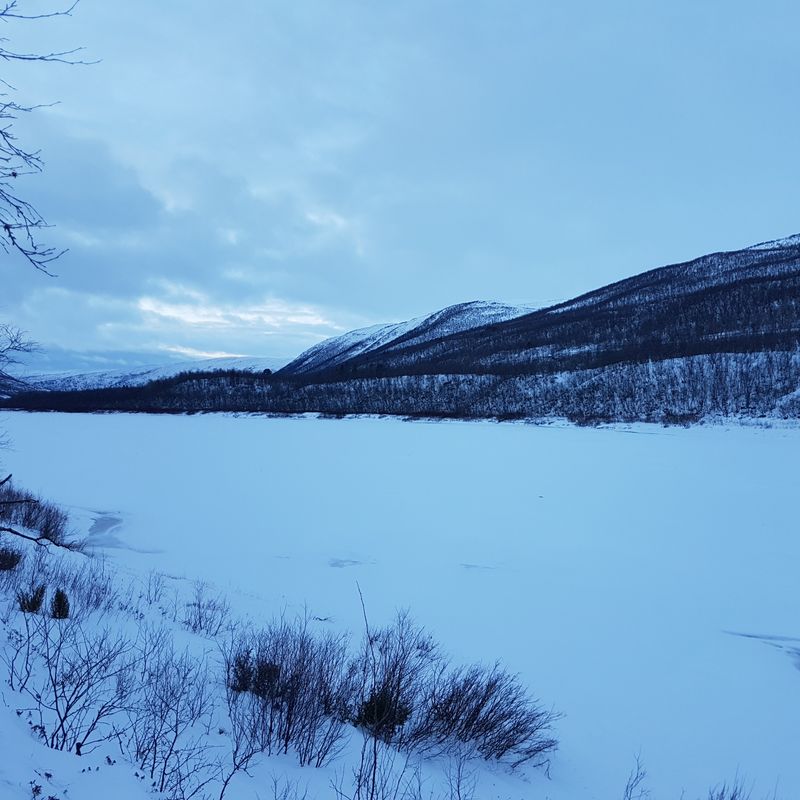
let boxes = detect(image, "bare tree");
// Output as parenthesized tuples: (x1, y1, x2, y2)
(0, 322, 34, 398)
(621, 754, 649, 800)
(1, 1, 88, 272)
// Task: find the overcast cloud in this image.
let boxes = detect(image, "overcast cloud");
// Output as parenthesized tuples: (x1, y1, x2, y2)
(3, 0, 800, 369)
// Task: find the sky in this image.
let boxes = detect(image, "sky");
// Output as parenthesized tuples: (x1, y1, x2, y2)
(2, 0, 800, 371)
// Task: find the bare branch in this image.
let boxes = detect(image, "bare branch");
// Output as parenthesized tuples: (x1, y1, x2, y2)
(1, 522, 50, 544)
(622, 753, 650, 800)
(0, 1, 79, 21)
(0, 1, 89, 270)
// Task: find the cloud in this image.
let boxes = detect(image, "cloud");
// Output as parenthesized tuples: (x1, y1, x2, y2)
(157, 344, 248, 360)
(10, 281, 356, 366)
(137, 288, 339, 332)
(6, 0, 800, 374)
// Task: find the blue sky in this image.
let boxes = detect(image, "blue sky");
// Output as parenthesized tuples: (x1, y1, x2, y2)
(3, 0, 800, 370)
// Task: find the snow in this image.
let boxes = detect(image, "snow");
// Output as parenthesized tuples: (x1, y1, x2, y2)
(745, 233, 800, 251)
(0, 713, 151, 800)
(0, 412, 799, 798)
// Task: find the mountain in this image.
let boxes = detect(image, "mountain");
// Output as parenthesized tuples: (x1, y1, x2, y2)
(281, 301, 538, 375)
(278, 234, 800, 381)
(20, 355, 288, 393)
(5, 234, 800, 423)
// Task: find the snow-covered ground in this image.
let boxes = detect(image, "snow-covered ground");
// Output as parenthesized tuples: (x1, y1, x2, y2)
(0, 412, 798, 799)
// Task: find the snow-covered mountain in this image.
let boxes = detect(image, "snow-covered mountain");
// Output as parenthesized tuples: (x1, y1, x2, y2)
(277, 232, 800, 381)
(746, 232, 800, 250)
(21, 355, 288, 393)
(282, 301, 538, 375)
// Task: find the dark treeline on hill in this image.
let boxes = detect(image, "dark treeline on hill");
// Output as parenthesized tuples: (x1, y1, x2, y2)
(5, 235, 800, 424)
(5, 353, 800, 423)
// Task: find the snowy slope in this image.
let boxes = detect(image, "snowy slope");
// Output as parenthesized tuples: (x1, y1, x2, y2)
(745, 232, 800, 250)
(1, 412, 798, 799)
(282, 301, 537, 375)
(21, 355, 288, 392)
(0, 713, 151, 800)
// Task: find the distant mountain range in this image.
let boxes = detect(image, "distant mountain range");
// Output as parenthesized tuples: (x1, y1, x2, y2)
(15, 303, 537, 394)
(19, 356, 288, 395)
(5, 233, 800, 423)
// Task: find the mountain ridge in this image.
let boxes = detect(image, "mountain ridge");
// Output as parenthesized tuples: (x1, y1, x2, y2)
(276, 233, 800, 381)
(281, 300, 539, 376)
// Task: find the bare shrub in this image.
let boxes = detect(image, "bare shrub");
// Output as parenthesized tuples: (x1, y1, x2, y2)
(3, 609, 35, 691)
(228, 647, 255, 693)
(706, 781, 751, 800)
(16, 612, 136, 753)
(353, 610, 441, 747)
(355, 686, 412, 744)
(333, 737, 414, 800)
(0, 544, 44, 600)
(618, 757, 752, 800)
(332, 738, 476, 800)
(126, 628, 220, 799)
(0, 544, 23, 571)
(144, 569, 166, 606)
(267, 774, 310, 800)
(184, 580, 230, 637)
(223, 616, 354, 770)
(409, 662, 560, 768)
(220, 673, 264, 800)
(352, 606, 558, 771)
(50, 588, 69, 619)
(294, 629, 356, 767)
(17, 582, 45, 613)
(11, 551, 118, 620)
(0, 477, 71, 546)
(56, 557, 118, 617)
(444, 748, 478, 800)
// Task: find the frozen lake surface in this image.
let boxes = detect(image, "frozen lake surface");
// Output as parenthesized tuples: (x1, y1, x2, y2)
(1, 411, 798, 798)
